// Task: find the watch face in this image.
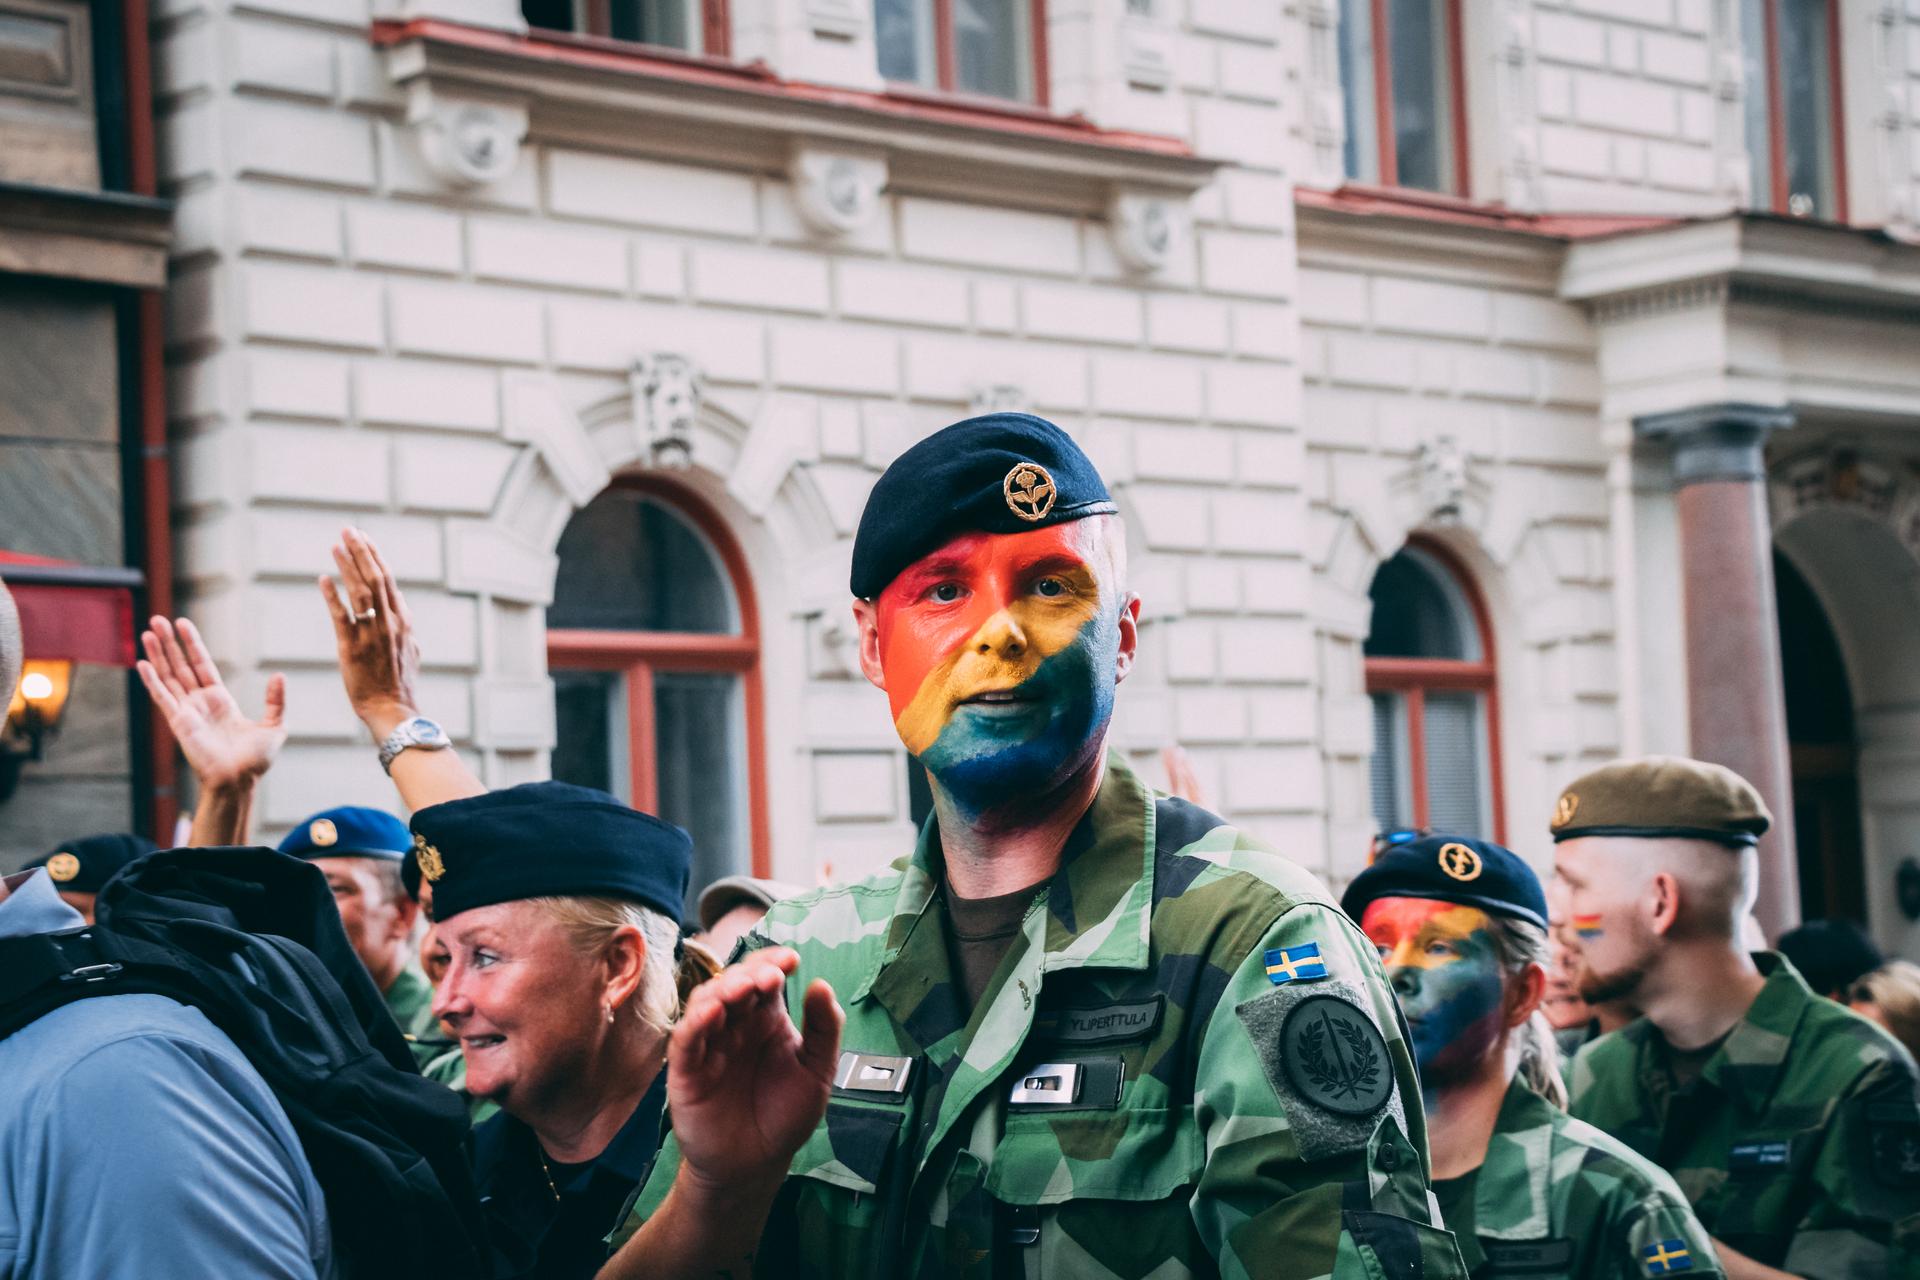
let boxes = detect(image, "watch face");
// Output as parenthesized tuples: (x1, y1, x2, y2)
(408, 718, 448, 746)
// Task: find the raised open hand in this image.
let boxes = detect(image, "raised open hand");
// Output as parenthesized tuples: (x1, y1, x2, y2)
(137, 616, 286, 790)
(667, 948, 843, 1191)
(320, 527, 421, 742)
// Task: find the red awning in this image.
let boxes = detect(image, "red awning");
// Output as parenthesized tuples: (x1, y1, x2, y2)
(0, 551, 140, 667)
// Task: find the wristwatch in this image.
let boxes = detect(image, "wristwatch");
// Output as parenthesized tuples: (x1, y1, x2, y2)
(378, 716, 452, 775)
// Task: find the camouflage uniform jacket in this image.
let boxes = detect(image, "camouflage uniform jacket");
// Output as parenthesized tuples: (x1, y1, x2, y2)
(384, 964, 452, 1070)
(1453, 1078, 1722, 1280)
(1569, 953, 1920, 1279)
(619, 760, 1466, 1280)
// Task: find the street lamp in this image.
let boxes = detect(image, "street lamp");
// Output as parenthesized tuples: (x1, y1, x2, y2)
(1, 657, 74, 802)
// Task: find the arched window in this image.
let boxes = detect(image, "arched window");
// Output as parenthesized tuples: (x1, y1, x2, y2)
(1364, 541, 1502, 840)
(547, 479, 767, 913)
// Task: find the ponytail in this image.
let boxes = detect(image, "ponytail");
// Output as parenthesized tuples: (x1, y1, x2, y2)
(1484, 914, 1570, 1110)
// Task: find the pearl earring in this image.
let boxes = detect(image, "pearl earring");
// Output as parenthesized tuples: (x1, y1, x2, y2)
(604, 1004, 615, 1026)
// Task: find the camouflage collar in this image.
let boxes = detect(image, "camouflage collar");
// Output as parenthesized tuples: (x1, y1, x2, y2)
(1473, 1079, 1556, 1242)
(1694, 951, 1809, 1108)
(849, 756, 1156, 1005)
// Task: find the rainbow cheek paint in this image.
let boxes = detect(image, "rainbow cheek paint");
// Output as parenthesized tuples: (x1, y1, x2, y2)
(1572, 913, 1605, 941)
(874, 525, 1115, 814)
(1361, 898, 1507, 1080)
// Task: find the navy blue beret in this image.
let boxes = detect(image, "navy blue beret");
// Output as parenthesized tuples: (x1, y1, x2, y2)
(278, 805, 411, 863)
(29, 833, 157, 894)
(409, 780, 691, 923)
(1341, 833, 1548, 931)
(849, 412, 1117, 599)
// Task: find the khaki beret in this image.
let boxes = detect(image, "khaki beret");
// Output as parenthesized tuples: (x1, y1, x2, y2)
(1549, 755, 1771, 847)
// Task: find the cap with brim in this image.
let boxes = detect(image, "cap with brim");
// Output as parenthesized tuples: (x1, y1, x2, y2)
(1549, 755, 1770, 847)
(1341, 833, 1548, 931)
(696, 875, 804, 931)
(409, 780, 691, 923)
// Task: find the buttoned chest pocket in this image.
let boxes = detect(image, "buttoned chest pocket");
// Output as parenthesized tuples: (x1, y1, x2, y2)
(985, 1105, 1206, 1279)
(782, 1100, 910, 1278)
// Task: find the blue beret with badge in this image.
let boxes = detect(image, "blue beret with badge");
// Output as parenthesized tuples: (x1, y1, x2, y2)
(408, 780, 692, 923)
(27, 833, 157, 894)
(278, 805, 411, 863)
(1340, 832, 1548, 931)
(849, 412, 1118, 600)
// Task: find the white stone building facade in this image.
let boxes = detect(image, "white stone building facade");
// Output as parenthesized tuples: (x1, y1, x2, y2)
(135, 0, 1920, 957)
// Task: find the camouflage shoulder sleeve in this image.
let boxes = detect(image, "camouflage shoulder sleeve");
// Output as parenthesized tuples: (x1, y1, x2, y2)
(1189, 897, 1466, 1280)
(1559, 1122, 1723, 1280)
(1567, 1028, 1640, 1126)
(1783, 1041, 1920, 1280)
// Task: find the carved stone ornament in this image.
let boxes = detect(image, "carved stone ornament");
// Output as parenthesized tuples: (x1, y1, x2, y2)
(406, 87, 528, 188)
(789, 145, 887, 237)
(1107, 188, 1184, 274)
(629, 354, 702, 469)
(1416, 436, 1469, 522)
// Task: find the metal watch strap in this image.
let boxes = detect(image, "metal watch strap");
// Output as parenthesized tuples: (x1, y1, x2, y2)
(378, 718, 447, 775)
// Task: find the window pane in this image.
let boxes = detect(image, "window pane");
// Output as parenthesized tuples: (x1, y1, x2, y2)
(1777, 0, 1836, 218)
(1370, 692, 1415, 831)
(550, 491, 738, 633)
(1338, 0, 1381, 183)
(655, 672, 748, 915)
(1422, 691, 1490, 835)
(522, 0, 576, 31)
(551, 669, 632, 805)
(954, 0, 1034, 100)
(1364, 547, 1481, 661)
(1387, 0, 1456, 192)
(875, 0, 936, 85)
(1740, 0, 1774, 207)
(610, 0, 699, 51)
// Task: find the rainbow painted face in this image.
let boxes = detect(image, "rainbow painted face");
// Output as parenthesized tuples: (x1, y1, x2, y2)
(872, 521, 1121, 814)
(1361, 897, 1507, 1082)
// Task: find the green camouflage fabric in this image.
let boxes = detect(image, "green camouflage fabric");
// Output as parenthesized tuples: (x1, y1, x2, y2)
(384, 964, 453, 1070)
(1569, 953, 1920, 1280)
(617, 759, 1466, 1279)
(1452, 1078, 1722, 1279)
(421, 1045, 501, 1126)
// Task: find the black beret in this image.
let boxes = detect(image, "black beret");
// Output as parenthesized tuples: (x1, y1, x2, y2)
(849, 412, 1117, 599)
(28, 833, 157, 895)
(409, 780, 691, 923)
(1549, 755, 1770, 846)
(1341, 833, 1548, 931)
(278, 805, 411, 863)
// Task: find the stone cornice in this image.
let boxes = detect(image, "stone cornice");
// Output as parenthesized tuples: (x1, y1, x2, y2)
(0, 182, 173, 289)
(373, 20, 1223, 215)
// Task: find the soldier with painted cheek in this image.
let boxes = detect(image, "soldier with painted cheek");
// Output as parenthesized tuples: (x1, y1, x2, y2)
(605, 412, 1467, 1279)
(1347, 834, 1721, 1280)
(1550, 757, 1920, 1280)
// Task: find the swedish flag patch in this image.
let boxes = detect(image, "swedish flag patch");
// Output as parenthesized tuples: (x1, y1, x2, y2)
(1641, 1240, 1693, 1274)
(1263, 942, 1328, 985)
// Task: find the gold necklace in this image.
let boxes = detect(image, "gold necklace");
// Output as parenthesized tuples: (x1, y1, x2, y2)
(538, 1151, 560, 1203)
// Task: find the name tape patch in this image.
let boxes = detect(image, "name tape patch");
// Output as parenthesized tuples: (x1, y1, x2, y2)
(1036, 995, 1164, 1046)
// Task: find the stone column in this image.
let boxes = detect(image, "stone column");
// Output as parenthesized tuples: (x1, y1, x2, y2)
(1635, 403, 1801, 937)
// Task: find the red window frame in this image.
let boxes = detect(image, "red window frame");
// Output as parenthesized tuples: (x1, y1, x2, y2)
(1348, 0, 1470, 195)
(1363, 538, 1505, 842)
(536, 0, 733, 60)
(546, 476, 770, 876)
(885, 0, 1052, 108)
(1751, 0, 1848, 220)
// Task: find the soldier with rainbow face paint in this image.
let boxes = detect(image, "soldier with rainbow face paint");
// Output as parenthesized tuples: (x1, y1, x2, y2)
(606, 413, 1466, 1280)
(1346, 834, 1721, 1280)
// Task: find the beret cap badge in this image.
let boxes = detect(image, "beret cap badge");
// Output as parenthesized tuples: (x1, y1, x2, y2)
(310, 818, 338, 847)
(1437, 842, 1483, 882)
(1553, 793, 1579, 828)
(413, 834, 447, 883)
(1003, 463, 1056, 522)
(46, 852, 80, 883)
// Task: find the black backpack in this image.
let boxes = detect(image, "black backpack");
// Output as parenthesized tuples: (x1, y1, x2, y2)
(0, 846, 489, 1280)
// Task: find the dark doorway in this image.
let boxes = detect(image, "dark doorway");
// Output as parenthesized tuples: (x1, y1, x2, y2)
(1775, 551, 1866, 922)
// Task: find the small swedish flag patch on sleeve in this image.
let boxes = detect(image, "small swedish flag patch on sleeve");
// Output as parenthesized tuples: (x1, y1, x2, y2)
(1263, 941, 1329, 985)
(1641, 1240, 1693, 1274)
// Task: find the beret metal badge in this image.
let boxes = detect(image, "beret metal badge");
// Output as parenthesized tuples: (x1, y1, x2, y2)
(413, 833, 447, 883)
(1553, 793, 1579, 828)
(1438, 842, 1483, 882)
(46, 852, 80, 883)
(1003, 463, 1056, 522)
(310, 818, 338, 847)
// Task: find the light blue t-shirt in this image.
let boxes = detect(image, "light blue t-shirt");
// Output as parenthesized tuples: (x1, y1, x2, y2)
(0, 870, 333, 1279)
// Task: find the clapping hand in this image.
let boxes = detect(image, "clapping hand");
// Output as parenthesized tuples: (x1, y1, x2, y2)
(667, 948, 843, 1193)
(137, 616, 286, 790)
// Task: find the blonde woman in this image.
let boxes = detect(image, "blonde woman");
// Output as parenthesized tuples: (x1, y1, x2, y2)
(1344, 835, 1722, 1280)
(1850, 959, 1920, 1064)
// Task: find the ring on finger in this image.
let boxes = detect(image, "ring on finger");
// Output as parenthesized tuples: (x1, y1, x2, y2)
(355, 605, 378, 623)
